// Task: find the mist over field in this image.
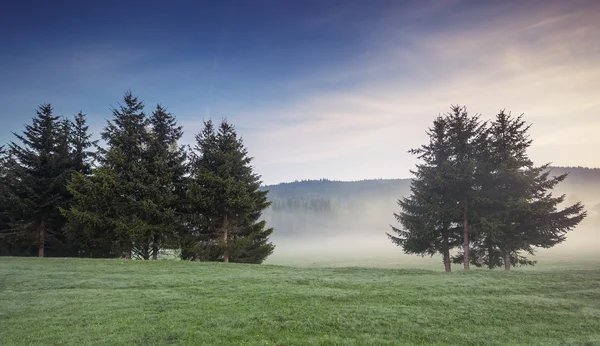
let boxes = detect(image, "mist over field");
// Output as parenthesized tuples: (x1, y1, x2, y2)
(262, 167, 600, 269)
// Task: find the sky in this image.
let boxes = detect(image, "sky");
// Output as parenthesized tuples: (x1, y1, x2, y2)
(1, 0, 599, 185)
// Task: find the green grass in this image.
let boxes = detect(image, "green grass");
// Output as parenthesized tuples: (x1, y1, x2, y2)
(1, 258, 599, 345)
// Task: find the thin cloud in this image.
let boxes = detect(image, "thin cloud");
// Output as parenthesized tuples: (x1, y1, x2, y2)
(233, 0, 600, 183)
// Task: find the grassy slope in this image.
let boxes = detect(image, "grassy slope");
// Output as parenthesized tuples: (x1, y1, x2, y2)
(1, 258, 599, 346)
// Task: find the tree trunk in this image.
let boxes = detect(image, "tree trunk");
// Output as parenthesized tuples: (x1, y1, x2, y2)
(488, 240, 494, 270)
(442, 230, 451, 272)
(125, 240, 132, 260)
(38, 221, 45, 258)
(463, 205, 470, 270)
(223, 214, 229, 263)
(152, 234, 159, 260)
(504, 250, 511, 271)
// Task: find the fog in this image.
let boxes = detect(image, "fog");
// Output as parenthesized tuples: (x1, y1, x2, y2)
(262, 179, 600, 270)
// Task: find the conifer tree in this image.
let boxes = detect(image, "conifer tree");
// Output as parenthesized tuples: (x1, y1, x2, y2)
(394, 106, 587, 270)
(185, 119, 274, 263)
(140, 104, 188, 260)
(388, 117, 460, 272)
(0, 146, 10, 245)
(5, 104, 70, 257)
(471, 110, 586, 269)
(444, 106, 487, 270)
(64, 91, 151, 259)
(71, 111, 97, 176)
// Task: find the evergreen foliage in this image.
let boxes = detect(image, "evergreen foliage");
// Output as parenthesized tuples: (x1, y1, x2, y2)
(137, 104, 188, 259)
(63, 91, 153, 259)
(1, 104, 72, 256)
(388, 117, 460, 272)
(1, 95, 586, 269)
(391, 106, 587, 270)
(184, 119, 274, 263)
(71, 111, 98, 176)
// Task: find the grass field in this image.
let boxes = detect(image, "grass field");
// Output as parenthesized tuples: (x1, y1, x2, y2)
(1, 258, 600, 345)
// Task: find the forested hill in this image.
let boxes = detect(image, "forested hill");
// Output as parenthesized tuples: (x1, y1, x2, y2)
(263, 178, 410, 202)
(262, 166, 600, 202)
(260, 166, 600, 238)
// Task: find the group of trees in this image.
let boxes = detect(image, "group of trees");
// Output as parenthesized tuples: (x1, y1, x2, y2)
(1, 97, 590, 269)
(389, 106, 587, 271)
(0, 91, 274, 263)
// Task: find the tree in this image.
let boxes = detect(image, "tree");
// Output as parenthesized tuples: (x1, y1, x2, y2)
(64, 91, 152, 259)
(444, 106, 487, 270)
(4, 104, 70, 257)
(393, 106, 587, 270)
(388, 117, 461, 272)
(70, 111, 97, 176)
(62, 167, 123, 257)
(467, 111, 587, 269)
(465, 110, 536, 269)
(184, 119, 274, 263)
(0, 146, 12, 250)
(140, 104, 188, 260)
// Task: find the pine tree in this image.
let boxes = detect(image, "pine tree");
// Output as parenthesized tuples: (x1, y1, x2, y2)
(388, 117, 461, 272)
(185, 119, 274, 263)
(71, 111, 97, 176)
(469, 111, 586, 269)
(62, 167, 122, 257)
(64, 91, 152, 259)
(444, 105, 487, 270)
(4, 104, 70, 257)
(0, 146, 10, 244)
(141, 104, 188, 260)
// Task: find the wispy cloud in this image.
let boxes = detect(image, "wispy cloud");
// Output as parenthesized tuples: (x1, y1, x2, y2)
(1, 1, 598, 184)
(226, 0, 600, 183)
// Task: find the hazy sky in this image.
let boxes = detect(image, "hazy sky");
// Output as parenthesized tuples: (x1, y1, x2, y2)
(1, 0, 599, 184)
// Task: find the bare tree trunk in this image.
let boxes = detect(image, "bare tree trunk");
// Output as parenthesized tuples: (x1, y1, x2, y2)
(152, 234, 159, 260)
(504, 250, 511, 271)
(223, 214, 229, 263)
(442, 230, 451, 273)
(488, 242, 494, 270)
(38, 221, 45, 258)
(125, 240, 132, 260)
(463, 206, 470, 270)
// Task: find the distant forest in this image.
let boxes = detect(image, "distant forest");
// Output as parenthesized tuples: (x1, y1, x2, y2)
(260, 166, 599, 248)
(262, 166, 600, 213)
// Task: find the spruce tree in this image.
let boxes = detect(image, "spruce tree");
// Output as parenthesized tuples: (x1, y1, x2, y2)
(5, 104, 70, 257)
(141, 104, 188, 260)
(64, 91, 152, 259)
(185, 119, 274, 263)
(0, 146, 10, 247)
(469, 111, 586, 269)
(388, 117, 461, 272)
(71, 111, 97, 176)
(444, 105, 487, 270)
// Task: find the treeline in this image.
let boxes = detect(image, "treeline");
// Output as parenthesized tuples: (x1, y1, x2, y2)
(0, 91, 274, 263)
(389, 106, 587, 271)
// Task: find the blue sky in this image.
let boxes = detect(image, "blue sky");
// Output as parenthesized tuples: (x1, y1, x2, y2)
(1, 0, 599, 184)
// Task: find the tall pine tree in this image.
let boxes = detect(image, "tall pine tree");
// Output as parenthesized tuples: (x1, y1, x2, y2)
(139, 104, 188, 260)
(71, 111, 97, 176)
(468, 111, 586, 269)
(184, 119, 274, 263)
(5, 104, 71, 257)
(64, 91, 152, 259)
(444, 105, 487, 270)
(388, 117, 461, 272)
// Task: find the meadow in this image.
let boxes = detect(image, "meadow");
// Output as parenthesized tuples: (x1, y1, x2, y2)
(1, 257, 599, 345)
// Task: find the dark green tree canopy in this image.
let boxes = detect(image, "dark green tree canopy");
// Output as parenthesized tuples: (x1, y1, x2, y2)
(3, 104, 73, 256)
(391, 106, 587, 270)
(184, 119, 274, 263)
